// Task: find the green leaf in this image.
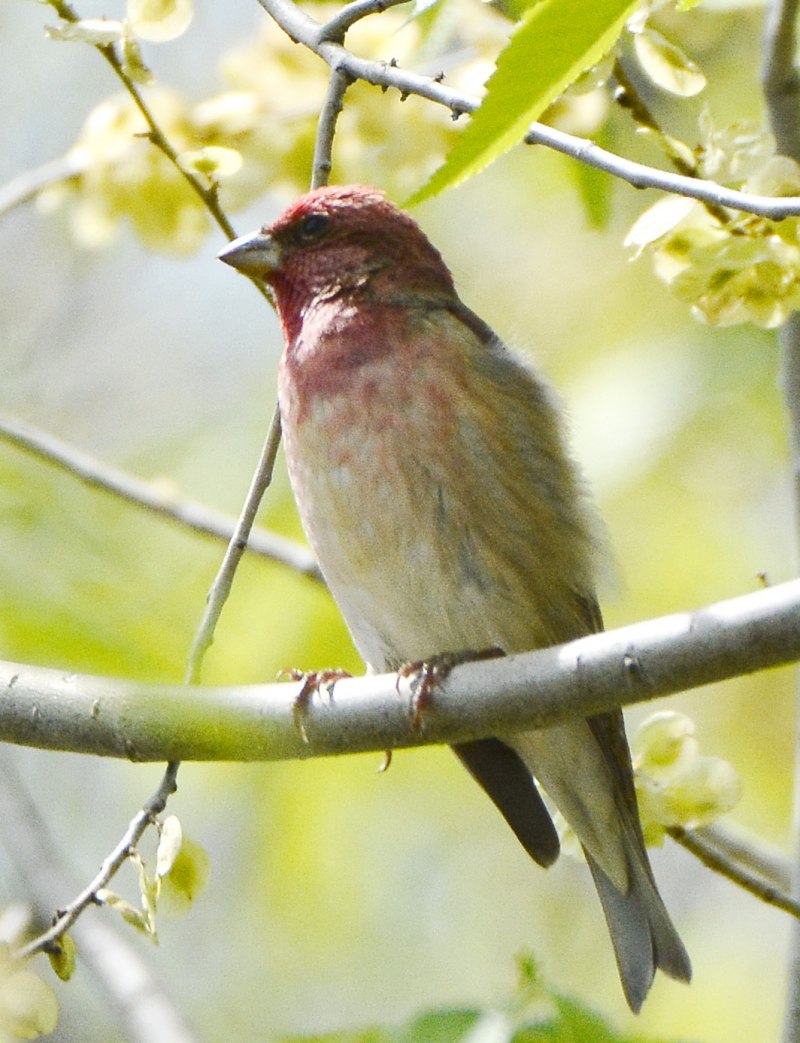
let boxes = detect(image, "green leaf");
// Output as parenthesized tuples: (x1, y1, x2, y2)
(406, 0, 636, 206)
(96, 889, 156, 940)
(47, 934, 76, 983)
(537, 994, 673, 1041)
(398, 1009, 481, 1042)
(498, 0, 546, 20)
(275, 998, 677, 1043)
(158, 836, 210, 912)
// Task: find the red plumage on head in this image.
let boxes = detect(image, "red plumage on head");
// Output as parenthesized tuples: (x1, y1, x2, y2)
(261, 184, 457, 340)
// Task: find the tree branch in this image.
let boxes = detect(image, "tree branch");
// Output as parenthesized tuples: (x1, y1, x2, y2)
(255, 0, 800, 219)
(0, 579, 797, 761)
(311, 66, 352, 189)
(0, 412, 321, 581)
(0, 155, 85, 218)
(13, 762, 179, 961)
(319, 0, 410, 43)
(670, 826, 800, 920)
(761, 0, 800, 1037)
(699, 821, 792, 890)
(183, 405, 286, 683)
(763, 0, 800, 1034)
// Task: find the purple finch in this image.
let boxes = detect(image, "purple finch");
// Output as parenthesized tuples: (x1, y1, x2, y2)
(218, 184, 691, 1011)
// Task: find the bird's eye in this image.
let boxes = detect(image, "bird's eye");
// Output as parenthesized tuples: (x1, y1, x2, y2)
(297, 213, 330, 242)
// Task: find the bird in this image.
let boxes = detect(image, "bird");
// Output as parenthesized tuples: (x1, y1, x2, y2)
(217, 183, 691, 1012)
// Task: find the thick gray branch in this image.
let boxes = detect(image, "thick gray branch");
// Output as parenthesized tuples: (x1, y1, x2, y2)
(0, 580, 798, 762)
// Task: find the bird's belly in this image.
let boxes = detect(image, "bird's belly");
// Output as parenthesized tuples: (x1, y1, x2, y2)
(281, 377, 513, 669)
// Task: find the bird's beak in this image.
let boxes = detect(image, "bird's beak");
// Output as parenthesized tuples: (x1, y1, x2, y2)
(217, 230, 282, 280)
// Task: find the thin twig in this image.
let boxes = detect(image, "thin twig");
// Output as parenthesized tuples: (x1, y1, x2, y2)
(670, 826, 800, 919)
(179, 51, 352, 682)
(14, 761, 180, 961)
(699, 822, 791, 891)
(184, 406, 284, 684)
(255, 0, 800, 219)
(0, 412, 322, 581)
(184, 7, 363, 681)
(0, 753, 201, 1042)
(611, 58, 697, 178)
(611, 59, 730, 227)
(311, 66, 352, 189)
(26, 1, 289, 975)
(0, 154, 85, 218)
(46, 0, 234, 240)
(43, 0, 275, 308)
(319, 0, 409, 43)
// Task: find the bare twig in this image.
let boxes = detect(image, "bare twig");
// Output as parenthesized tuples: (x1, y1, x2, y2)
(180, 41, 352, 670)
(670, 826, 800, 919)
(610, 59, 730, 227)
(700, 821, 792, 891)
(0, 413, 321, 581)
(45, 0, 235, 240)
(255, 0, 800, 219)
(184, 406, 284, 684)
(319, 0, 410, 43)
(13, 761, 179, 961)
(0, 155, 85, 218)
(311, 66, 352, 189)
(0, 754, 201, 1041)
(0, 579, 798, 762)
(611, 58, 697, 178)
(43, 0, 276, 310)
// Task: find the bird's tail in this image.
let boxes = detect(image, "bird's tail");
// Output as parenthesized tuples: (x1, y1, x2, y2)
(507, 714, 691, 1011)
(586, 840, 691, 1013)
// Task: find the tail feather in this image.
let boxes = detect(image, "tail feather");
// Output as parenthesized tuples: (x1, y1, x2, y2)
(502, 713, 691, 1012)
(586, 848, 691, 1013)
(452, 739, 560, 867)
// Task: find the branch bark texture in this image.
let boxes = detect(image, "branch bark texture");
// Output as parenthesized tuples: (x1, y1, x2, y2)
(1, 580, 797, 762)
(256, 0, 800, 219)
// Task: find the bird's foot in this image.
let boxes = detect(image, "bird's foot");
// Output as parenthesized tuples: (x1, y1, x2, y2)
(281, 668, 351, 741)
(397, 647, 505, 733)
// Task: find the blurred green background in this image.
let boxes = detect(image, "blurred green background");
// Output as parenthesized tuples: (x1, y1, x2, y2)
(0, 1, 795, 1040)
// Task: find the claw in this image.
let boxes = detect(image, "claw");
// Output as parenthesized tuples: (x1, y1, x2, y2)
(397, 647, 505, 733)
(281, 668, 351, 741)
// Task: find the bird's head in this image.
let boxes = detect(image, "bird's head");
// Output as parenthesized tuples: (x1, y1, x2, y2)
(218, 185, 455, 330)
